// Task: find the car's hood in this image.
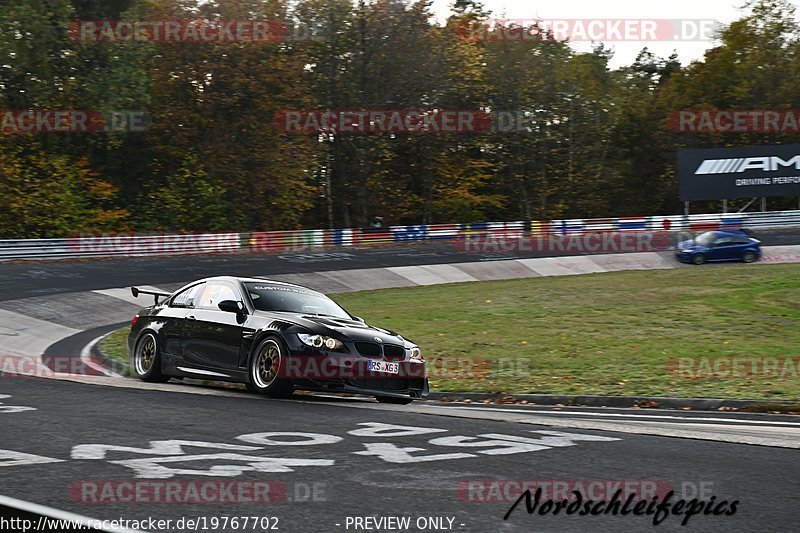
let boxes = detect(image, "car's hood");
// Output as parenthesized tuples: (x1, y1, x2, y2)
(678, 239, 701, 250)
(254, 311, 408, 345)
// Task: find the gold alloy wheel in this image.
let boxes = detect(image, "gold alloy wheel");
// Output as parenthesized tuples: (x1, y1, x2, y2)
(253, 340, 281, 389)
(136, 335, 156, 375)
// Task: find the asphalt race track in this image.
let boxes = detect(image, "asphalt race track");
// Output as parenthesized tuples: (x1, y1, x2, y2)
(1, 237, 799, 533)
(2, 376, 798, 533)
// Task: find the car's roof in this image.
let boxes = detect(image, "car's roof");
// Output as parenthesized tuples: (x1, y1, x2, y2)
(712, 229, 751, 237)
(199, 276, 317, 292)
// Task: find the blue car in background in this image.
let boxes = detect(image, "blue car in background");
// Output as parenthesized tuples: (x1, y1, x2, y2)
(675, 230, 761, 265)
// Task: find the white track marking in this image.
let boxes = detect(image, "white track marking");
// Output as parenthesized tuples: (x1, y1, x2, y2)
(0, 449, 63, 467)
(425, 405, 800, 427)
(80, 332, 122, 378)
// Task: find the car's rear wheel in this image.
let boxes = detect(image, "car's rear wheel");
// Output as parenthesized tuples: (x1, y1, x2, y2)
(247, 338, 294, 398)
(742, 251, 757, 263)
(133, 332, 170, 382)
(692, 254, 707, 265)
(375, 395, 414, 405)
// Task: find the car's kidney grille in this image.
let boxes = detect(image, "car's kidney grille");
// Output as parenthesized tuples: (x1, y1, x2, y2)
(383, 344, 406, 360)
(354, 341, 382, 358)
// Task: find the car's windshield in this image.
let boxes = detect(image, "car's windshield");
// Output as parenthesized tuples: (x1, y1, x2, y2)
(244, 283, 351, 319)
(695, 232, 718, 247)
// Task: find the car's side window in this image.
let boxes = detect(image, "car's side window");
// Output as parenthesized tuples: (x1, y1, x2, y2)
(196, 282, 239, 310)
(170, 284, 202, 308)
(714, 237, 732, 246)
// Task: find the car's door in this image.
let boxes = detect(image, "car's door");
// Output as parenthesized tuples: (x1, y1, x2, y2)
(731, 236, 752, 258)
(159, 283, 203, 360)
(708, 237, 737, 260)
(183, 280, 245, 371)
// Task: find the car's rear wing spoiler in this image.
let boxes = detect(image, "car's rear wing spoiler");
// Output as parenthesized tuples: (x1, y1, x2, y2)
(131, 287, 172, 305)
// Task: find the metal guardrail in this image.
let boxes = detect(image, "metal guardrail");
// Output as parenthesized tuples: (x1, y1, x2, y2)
(0, 211, 798, 261)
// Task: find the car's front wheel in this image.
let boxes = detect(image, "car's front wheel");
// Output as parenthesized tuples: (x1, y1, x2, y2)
(132, 332, 170, 382)
(375, 395, 414, 405)
(742, 251, 758, 263)
(692, 253, 707, 265)
(247, 337, 294, 398)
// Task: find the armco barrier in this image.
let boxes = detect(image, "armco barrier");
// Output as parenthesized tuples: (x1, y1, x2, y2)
(0, 211, 798, 261)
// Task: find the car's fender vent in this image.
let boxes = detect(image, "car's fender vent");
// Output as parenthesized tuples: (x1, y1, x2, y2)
(267, 321, 291, 331)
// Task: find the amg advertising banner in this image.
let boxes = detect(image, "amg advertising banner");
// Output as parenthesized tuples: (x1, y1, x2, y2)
(678, 144, 800, 201)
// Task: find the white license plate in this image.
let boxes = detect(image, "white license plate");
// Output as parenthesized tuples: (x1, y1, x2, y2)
(368, 360, 400, 374)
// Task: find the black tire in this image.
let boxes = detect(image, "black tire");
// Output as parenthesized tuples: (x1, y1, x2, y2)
(692, 254, 707, 265)
(247, 337, 294, 398)
(132, 332, 170, 383)
(742, 251, 757, 263)
(375, 396, 414, 405)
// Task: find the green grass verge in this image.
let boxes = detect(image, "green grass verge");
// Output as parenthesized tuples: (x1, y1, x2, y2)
(101, 263, 800, 400)
(333, 264, 800, 400)
(100, 327, 131, 368)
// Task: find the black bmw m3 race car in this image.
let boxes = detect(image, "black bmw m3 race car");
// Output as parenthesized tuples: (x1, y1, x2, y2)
(128, 276, 428, 404)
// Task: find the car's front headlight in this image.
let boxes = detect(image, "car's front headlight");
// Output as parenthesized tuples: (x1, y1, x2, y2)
(410, 346, 425, 363)
(298, 333, 344, 350)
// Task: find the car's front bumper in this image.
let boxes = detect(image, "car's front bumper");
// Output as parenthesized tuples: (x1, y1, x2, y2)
(283, 353, 428, 399)
(283, 336, 427, 399)
(295, 376, 429, 399)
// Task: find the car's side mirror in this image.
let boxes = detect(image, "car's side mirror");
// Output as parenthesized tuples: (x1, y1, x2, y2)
(219, 300, 245, 314)
(353, 316, 366, 323)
